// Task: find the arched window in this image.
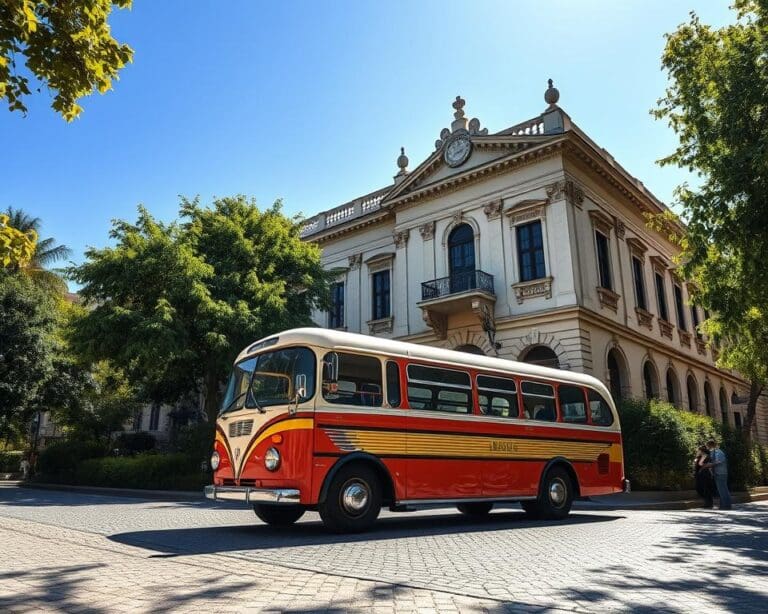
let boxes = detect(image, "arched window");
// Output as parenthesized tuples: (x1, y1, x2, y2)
(607, 348, 628, 402)
(703, 382, 714, 417)
(643, 361, 659, 400)
(687, 374, 699, 412)
(719, 387, 729, 425)
(520, 345, 560, 369)
(448, 224, 476, 293)
(666, 369, 679, 407)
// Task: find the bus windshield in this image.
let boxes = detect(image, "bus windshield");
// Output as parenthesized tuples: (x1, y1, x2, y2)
(220, 346, 316, 414)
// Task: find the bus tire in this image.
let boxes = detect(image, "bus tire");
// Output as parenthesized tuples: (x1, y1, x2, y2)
(521, 500, 541, 518)
(319, 464, 382, 533)
(535, 465, 574, 520)
(253, 503, 305, 526)
(457, 502, 494, 517)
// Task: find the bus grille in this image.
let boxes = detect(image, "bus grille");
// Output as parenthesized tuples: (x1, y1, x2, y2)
(229, 420, 254, 437)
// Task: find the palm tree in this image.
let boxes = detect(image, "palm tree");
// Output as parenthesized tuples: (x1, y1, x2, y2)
(4, 207, 71, 293)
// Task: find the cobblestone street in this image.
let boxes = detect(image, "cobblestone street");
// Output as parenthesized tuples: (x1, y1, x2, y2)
(2, 485, 767, 612)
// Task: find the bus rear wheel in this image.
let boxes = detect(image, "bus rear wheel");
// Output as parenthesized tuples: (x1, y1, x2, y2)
(319, 464, 382, 533)
(457, 502, 494, 517)
(253, 503, 305, 526)
(524, 466, 574, 520)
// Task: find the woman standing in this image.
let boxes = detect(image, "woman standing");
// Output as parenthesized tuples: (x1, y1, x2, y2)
(694, 445, 715, 508)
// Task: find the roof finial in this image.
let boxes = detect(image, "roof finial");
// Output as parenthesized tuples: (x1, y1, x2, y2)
(452, 95, 466, 120)
(545, 78, 560, 108)
(396, 147, 409, 174)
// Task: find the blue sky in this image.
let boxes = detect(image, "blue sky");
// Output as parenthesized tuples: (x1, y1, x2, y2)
(2, 1, 734, 277)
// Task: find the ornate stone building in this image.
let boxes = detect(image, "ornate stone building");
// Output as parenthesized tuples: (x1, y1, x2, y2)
(304, 82, 767, 445)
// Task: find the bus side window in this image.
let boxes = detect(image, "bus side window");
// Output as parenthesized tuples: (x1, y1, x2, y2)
(322, 352, 383, 407)
(588, 389, 615, 426)
(477, 374, 518, 418)
(558, 385, 588, 424)
(521, 381, 556, 422)
(386, 361, 401, 408)
(406, 364, 472, 413)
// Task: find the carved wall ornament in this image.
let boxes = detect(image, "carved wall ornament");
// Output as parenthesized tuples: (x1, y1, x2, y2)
(422, 309, 448, 340)
(347, 254, 362, 270)
(614, 219, 626, 240)
(679, 330, 692, 349)
(483, 199, 503, 220)
(451, 210, 464, 225)
(659, 319, 674, 340)
(635, 307, 654, 330)
(597, 287, 620, 312)
(506, 203, 546, 226)
(393, 229, 410, 249)
(546, 179, 584, 207)
(512, 277, 553, 304)
(367, 316, 394, 335)
(588, 210, 614, 235)
(418, 221, 435, 241)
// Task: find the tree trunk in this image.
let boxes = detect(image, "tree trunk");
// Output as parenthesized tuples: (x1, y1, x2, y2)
(743, 381, 763, 443)
(203, 371, 221, 425)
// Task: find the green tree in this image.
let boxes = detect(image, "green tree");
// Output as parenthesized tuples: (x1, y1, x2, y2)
(1, 0, 133, 120)
(0, 270, 57, 442)
(68, 196, 331, 422)
(654, 0, 768, 436)
(0, 212, 36, 268)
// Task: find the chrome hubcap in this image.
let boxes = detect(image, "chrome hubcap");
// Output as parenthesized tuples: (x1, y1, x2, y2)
(341, 481, 370, 515)
(549, 479, 567, 507)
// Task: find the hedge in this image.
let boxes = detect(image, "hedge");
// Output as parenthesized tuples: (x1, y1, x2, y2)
(618, 398, 767, 491)
(0, 450, 23, 473)
(36, 440, 106, 483)
(73, 453, 207, 491)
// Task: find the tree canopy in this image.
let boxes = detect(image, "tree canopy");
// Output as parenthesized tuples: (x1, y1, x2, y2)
(68, 196, 331, 422)
(0, 0, 133, 120)
(0, 213, 36, 268)
(654, 0, 768, 434)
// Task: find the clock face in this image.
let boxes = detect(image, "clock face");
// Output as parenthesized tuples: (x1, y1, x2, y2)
(444, 135, 472, 167)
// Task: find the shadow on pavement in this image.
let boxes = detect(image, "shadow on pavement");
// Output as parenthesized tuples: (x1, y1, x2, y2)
(109, 510, 623, 555)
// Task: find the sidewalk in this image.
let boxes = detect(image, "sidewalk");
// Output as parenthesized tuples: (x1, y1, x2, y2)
(8, 480, 768, 510)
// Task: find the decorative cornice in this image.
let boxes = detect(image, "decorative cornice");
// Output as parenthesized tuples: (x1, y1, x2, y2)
(348, 254, 362, 270)
(418, 221, 435, 241)
(626, 236, 648, 256)
(505, 199, 547, 226)
(588, 209, 613, 235)
(649, 255, 669, 274)
(367, 316, 394, 335)
(596, 286, 620, 312)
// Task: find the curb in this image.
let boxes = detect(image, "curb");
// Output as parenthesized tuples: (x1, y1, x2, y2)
(19, 482, 203, 501)
(577, 490, 768, 511)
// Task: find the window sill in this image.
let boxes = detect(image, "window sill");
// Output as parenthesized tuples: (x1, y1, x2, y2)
(596, 286, 620, 312)
(635, 307, 654, 330)
(695, 338, 707, 356)
(679, 330, 692, 348)
(658, 319, 674, 340)
(367, 316, 393, 334)
(512, 276, 553, 304)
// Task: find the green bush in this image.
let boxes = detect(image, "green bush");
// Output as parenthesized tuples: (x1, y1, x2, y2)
(0, 450, 23, 473)
(73, 453, 207, 491)
(618, 397, 761, 491)
(36, 440, 106, 482)
(115, 431, 156, 455)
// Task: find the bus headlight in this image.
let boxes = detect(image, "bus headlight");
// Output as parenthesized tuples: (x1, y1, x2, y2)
(210, 450, 220, 471)
(264, 447, 281, 471)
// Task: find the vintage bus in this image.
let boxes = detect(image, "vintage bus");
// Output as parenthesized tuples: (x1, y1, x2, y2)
(205, 328, 627, 532)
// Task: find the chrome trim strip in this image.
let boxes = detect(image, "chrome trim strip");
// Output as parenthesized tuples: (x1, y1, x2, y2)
(396, 495, 537, 506)
(204, 485, 300, 504)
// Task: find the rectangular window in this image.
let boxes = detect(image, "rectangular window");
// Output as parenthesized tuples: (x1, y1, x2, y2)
(632, 256, 647, 310)
(595, 231, 612, 290)
(674, 284, 686, 331)
(691, 305, 702, 339)
(406, 364, 472, 413)
(558, 385, 587, 424)
(516, 221, 546, 282)
(477, 374, 518, 418)
(322, 352, 382, 407)
(655, 272, 669, 321)
(372, 270, 390, 320)
(587, 389, 615, 426)
(386, 361, 401, 408)
(521, 381, 556, 422)
(149, 404, 160, 431)
(329, 282, 344, 328)
(734, 412, 742, 429)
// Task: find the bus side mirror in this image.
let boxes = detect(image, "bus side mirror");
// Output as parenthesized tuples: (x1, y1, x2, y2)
(294, 373, 307, 401)
(324, 352, 339, 383)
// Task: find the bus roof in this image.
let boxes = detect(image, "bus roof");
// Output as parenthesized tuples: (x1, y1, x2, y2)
(236, 327, 613, 399)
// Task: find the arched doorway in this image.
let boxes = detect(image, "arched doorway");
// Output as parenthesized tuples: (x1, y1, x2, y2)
(642, 361, 659, 400)
(666, 368, 680, 407)
(606, 348, 628, 402)
(520, 345, 560, 369)
(687, 374, 699, 412)
(719, 387, 729, 425)
(448, 224, 476, 293)
(703, 381, 714, 417)
(455, 344, 484, 355)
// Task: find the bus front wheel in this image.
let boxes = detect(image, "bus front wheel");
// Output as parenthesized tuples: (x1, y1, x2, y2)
(253, 503, 305, 526)
(524, 466, 574, 520)
(319, 464, 382, 533)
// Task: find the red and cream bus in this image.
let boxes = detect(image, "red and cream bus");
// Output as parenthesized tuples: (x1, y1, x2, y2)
(205, 328, 627, 532)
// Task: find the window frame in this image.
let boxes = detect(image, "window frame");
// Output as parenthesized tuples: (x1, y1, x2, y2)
(371, 269, 391, 321)
(321, 351, 383, 408)
(405, 362, 473, 414)
(594, 230, 613, 291)
(631, 255, 647, 311)
(329, 281, 345, 329)
(476, 373, 519, 419)
(655, 271, 669, 322)
(515, 220, 547, 282)
(673, 283, 687, 331)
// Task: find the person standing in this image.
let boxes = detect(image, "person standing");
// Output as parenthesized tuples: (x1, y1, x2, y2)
(19, 457, 30, 480)
(693, 445, 714, 508)
(703, 439, 732, 510)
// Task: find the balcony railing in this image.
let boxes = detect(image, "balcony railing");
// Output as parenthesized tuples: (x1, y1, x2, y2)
(421, 270, 494, 301)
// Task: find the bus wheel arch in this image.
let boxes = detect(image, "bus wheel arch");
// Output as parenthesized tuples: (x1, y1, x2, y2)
(319, 453, 395, 508)
(524, 457, 579, 520)
(541, 457, 580, 499)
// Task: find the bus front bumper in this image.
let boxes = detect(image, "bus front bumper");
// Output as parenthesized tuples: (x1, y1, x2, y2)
(204, 485, 301, 505)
